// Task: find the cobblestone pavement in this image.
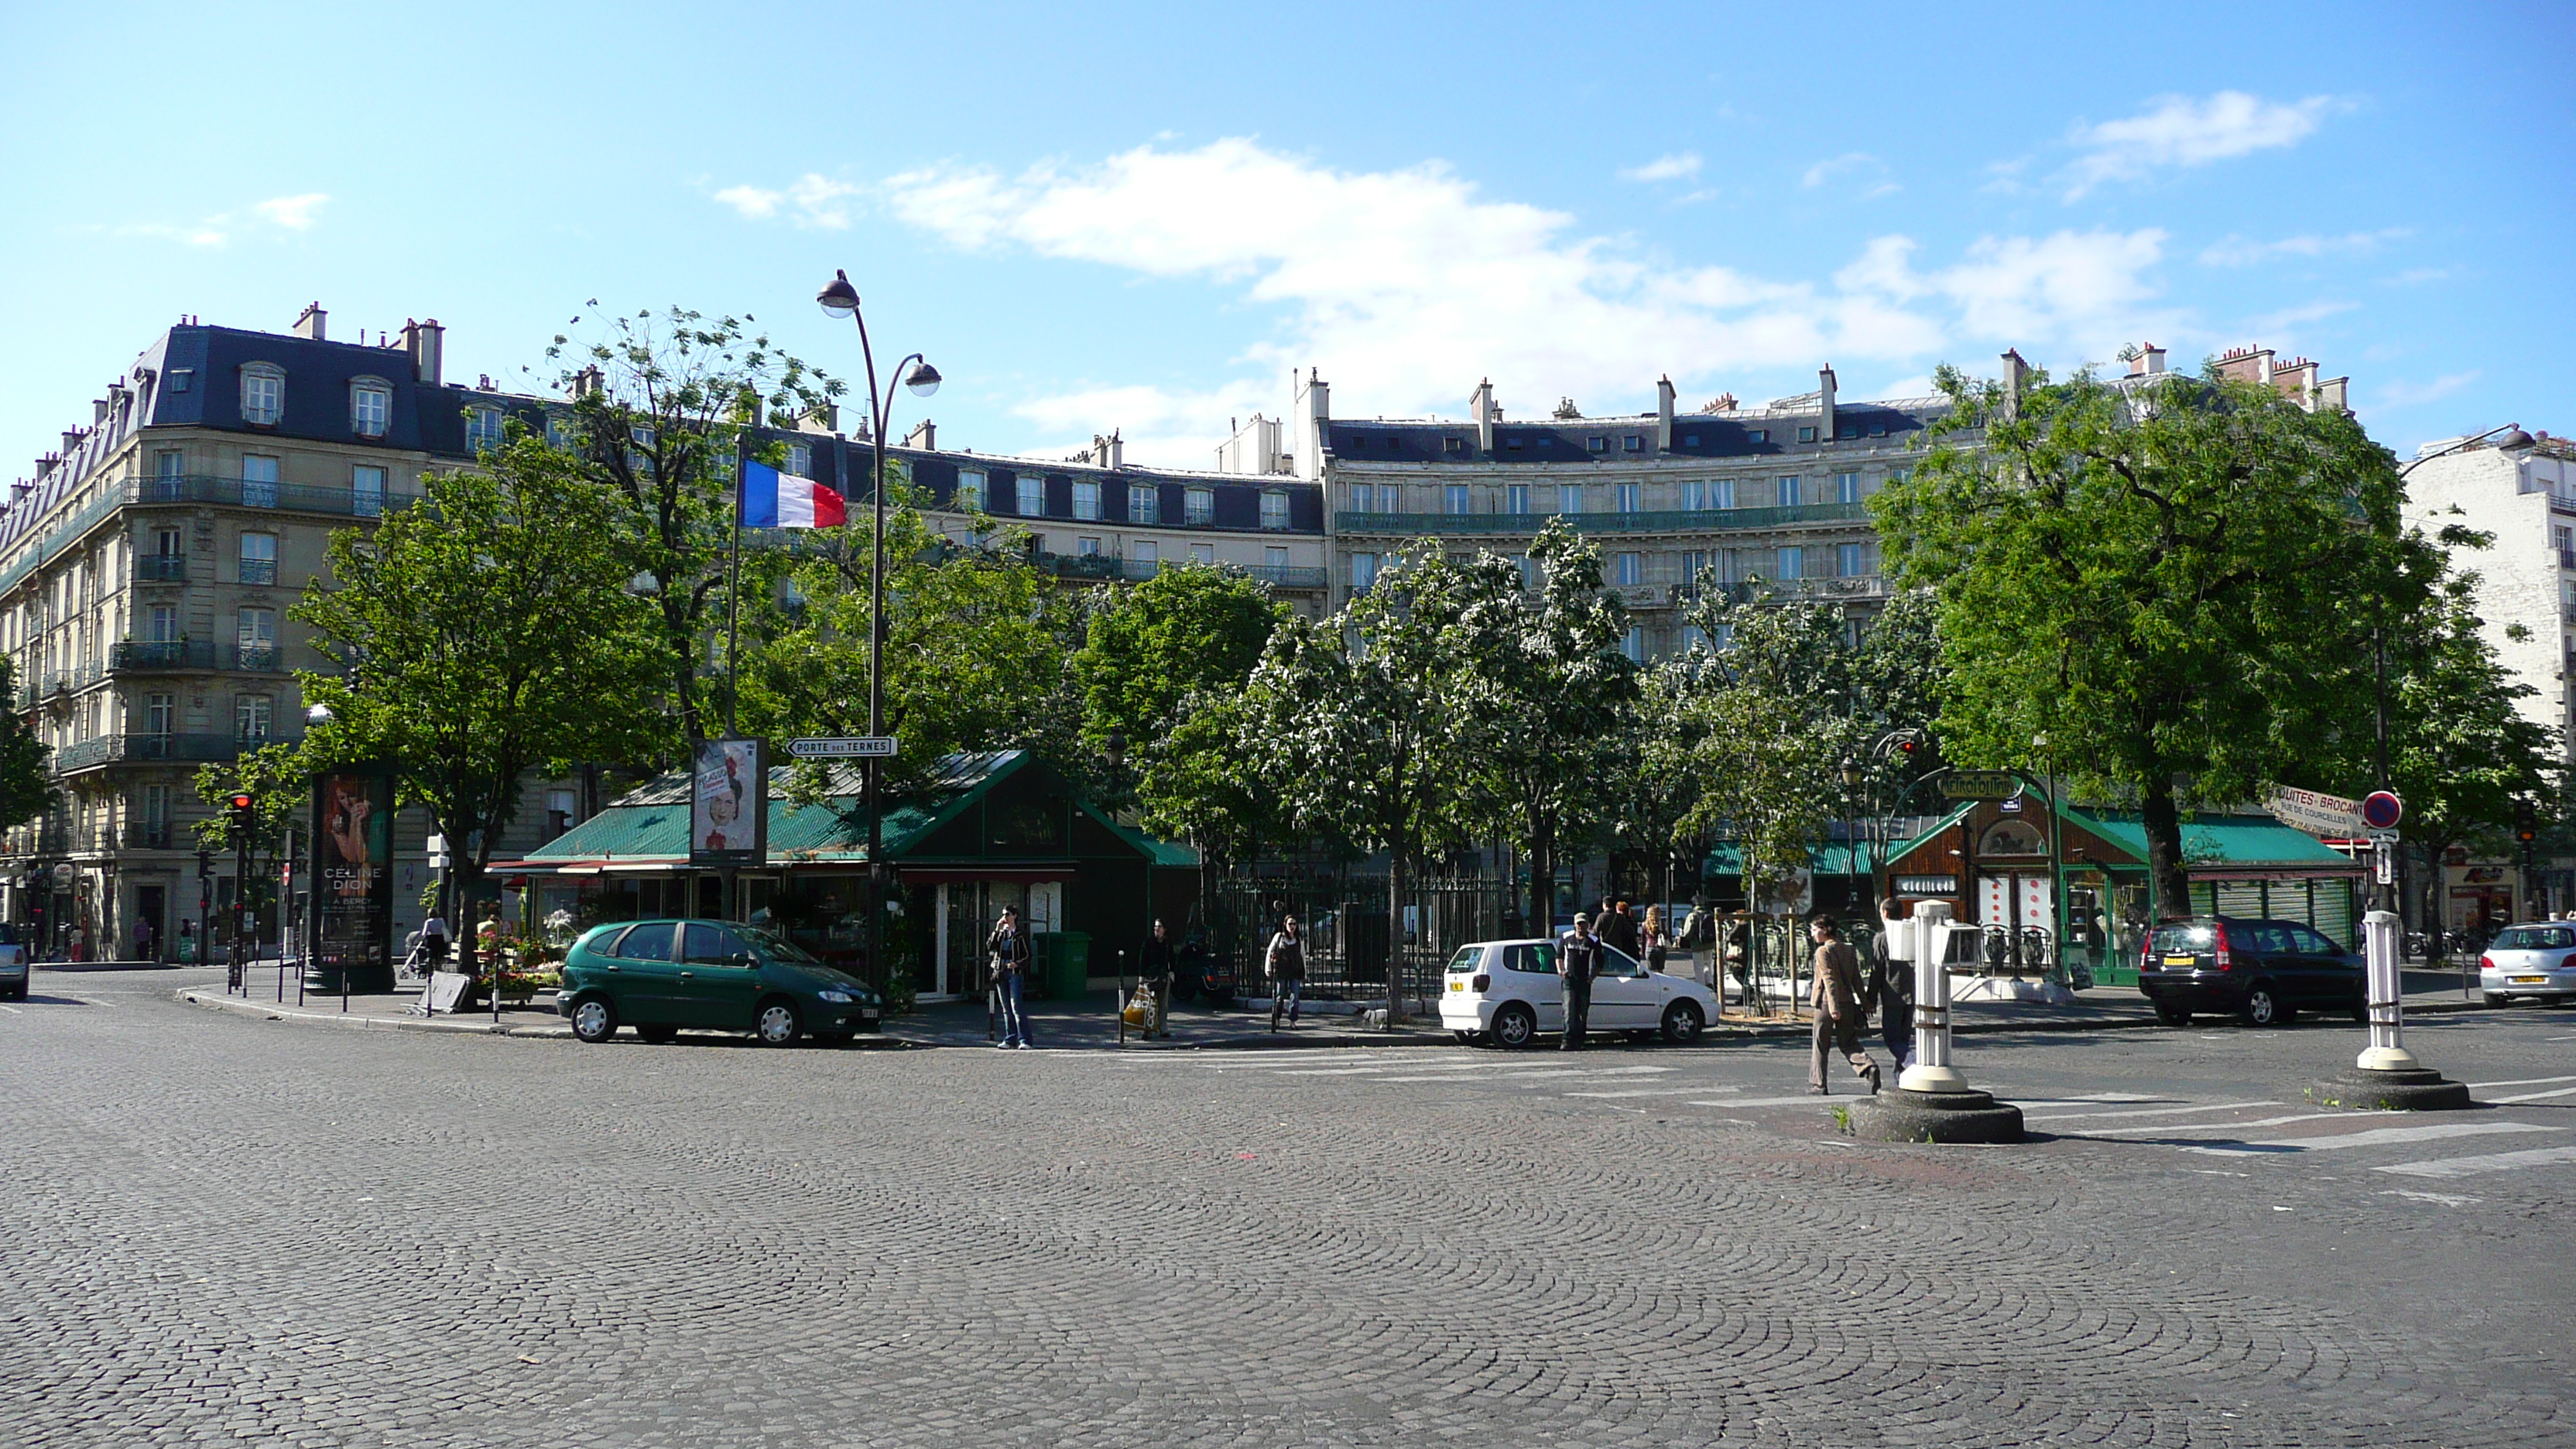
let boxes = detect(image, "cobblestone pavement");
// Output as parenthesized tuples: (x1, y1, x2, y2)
(5, 968, 2571, 1446)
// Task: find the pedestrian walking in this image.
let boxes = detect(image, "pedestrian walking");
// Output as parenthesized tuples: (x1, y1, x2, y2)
(1807, 913, 1882, 1095)
(1140, 918, 1175, 1040)
(1869, 897, 1916, 1074)
(1641, 905, 1670, 976)
(1601, 899, 1639, 959)
(134, 917, 155, 965)
(987, 906, 1036, 1049)
(1265, 916, 1307, 1030)
(1558, 913, 1603, 1050)
(420, 913, 451, 970)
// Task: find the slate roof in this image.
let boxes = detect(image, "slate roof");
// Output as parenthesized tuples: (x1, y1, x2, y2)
(1883, 800, 2360, 875)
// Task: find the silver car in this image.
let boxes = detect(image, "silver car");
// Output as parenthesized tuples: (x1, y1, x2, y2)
(0, 925, 26, 1002)
(2480, 923, 2576, 1005)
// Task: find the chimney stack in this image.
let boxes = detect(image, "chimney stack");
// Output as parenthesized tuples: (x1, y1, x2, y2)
(400, 319, 445, 386)
(572, 365, 605, 400)
(2000, 348, 2030, 420)
(2129, 344, 2167, 377)
(1293, 368, 1331, 480)
(1107, 430, 1123, 469)
(91, 399, 108, 426)
(1817, 365, 1838, 441)
(1656, 375, 1677, 450)
(903, 419, 936, 450)
(1471, 379, 1497, 452)
(293, 302, 327, 341)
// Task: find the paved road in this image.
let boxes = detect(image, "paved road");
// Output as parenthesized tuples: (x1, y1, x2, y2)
(4, 968, 2571, 1446)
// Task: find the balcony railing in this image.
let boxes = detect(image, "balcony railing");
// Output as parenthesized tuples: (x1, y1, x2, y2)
(236, 643, 279, 671)
(52, 731, 296, 774)
(122, 825, 173, 850)
(135, 556, 187, 583)
(238, 558, 278, 586)
(0, 474, 418, 601)
(1032, 553, 1331, 591)
(1333, 502, 1873, 536)
(105, 639, 290, 674)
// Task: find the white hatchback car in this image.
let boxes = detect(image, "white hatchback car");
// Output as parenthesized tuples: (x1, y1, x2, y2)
(2479, 923, 2576, 1005)
(1439, 937, 1719, 1048)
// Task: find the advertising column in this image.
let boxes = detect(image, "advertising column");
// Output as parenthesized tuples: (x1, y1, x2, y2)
(312, 769, 395, 993)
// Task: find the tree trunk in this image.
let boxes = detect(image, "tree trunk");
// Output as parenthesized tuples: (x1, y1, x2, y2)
(2141, 784, 2190, 922)
(1528, 818, 1553, 937)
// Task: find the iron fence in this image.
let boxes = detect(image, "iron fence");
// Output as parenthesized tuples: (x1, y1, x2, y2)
(1209, 874, 1515, 1009)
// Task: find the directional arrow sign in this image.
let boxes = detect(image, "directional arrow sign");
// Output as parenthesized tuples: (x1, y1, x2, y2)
(788, 736, 898, 760)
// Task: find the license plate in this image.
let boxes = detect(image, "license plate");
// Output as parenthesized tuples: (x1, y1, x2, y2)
(2513, 976, 2548, 985)
(2163, 956, 2197, 966)
(1449, 981, 1464, 991)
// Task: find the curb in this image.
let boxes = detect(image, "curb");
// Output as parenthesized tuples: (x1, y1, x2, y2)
(178, 989, 566, 1037)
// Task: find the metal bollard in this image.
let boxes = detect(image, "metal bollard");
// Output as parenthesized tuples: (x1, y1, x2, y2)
(1903, 900, 1967, 1093)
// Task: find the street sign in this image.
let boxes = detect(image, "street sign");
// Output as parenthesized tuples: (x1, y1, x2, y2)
(2361, 790, 2403, 831)
(1941, 770, 2022, 801)
(2265, 786, 2363, 838)
(788, 736, 898, 760)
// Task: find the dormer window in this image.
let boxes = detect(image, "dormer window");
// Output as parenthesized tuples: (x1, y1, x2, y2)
(239, 364, 284, 427)
(467, 406, 505, 455)
(350, 378, 392, 439)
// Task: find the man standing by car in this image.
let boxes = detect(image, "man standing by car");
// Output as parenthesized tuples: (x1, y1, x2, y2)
(1140, 918, 1175, 1040)
(988, 906, 1036, 1050)
(1808, 913, 1882, 1094)
(1559, 912, 1603, 1050)
(1265, 916, 1307, 1029)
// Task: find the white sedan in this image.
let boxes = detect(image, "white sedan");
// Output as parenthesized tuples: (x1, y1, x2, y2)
(2480, 922, 2576, 1005)
(1439, 937, 1718, 1048)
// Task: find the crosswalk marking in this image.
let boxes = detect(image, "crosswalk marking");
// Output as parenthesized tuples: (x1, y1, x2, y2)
(1689, 1094, 1858, 1109)
(2486, 1084, 2576, 1105)
(2191, 1122, 2560, 1156)
(2376, 1144, 2576, 1180)
(2464, 1074, 2576, 1090)
(2023, 1100, 2278, 1125)
(2081, 1110, 2359, 1138)
(1564, 1088, 1721, 1098)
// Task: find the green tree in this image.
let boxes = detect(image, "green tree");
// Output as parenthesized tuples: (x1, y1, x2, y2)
(293, 433, 663, 984)
(1453, 520, 1636, 927)
(0, 659, 51, 836)
(1876, 363, 2404, 916)
(1606, 653, 1714, 923)
(1074, 563, 1283, 780)
(546, 305, 836, 755)
(190, 742, 306, 920)
(1242, 547, 1497, 1018)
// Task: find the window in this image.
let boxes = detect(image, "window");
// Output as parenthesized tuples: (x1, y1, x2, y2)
(352, 464, 386, 518)
(1443, 437, 1466, 454)
(1514, 554, 1539, 590)
(1262, 489, 1291, 530)
(1681, 433, 1699, 447)
(1621, 626, 1645, 662)
(1351, 552, 1379, 589)
(1797, 426, 1817, 444)
(546, 789, 577, 840)
(1679, 550, 1709, 587)
(1681, 624, 1710, 653)
(1623, 435, 1643, 453)
(682, 922, 755, 965)
(1747, 428, 1767, 444)
(1265, 546, 1290, 570)
(242, 455, 280, 508)
(956, 470, 987, 512)
(467, 406, 504, 456)
(1616, 483, 1639, 513)
(238, 607, 277, 669)
(1506, 437, 1524, 450)
(239, 365, 283, 426)
(1347, 482, 1375, 513)
(1834, 472, 1861, 504)
(1128, 483, 1157, 523)
(143, 784, 171, 841)
(1016, 475, 1045, 516)
(1838, 542, 1868, 577)
(350, 379, 391, 438)
(1777, 475, 1801, 507)
(1776, 546, 1804, 581)
(148, 605, 178, 643)
(615, 922, 675, 962)
(1587, 436, 1608, 453)
(1614, 551, 1643, 587)
(1189, 543, 1214, 566)
(235, 694, 272, 743)
(154, 450, 183, 481)
(1557, 484, 1583, 516)
(145, 694, 173, 738)
(239, 533, 278, 585)
(1443, 485, 1471, 516)
(781, 442, 813, 478)
(1506, 484, 1530, 515)
(1077, 536, 1102, 557)
(1132, 540, 1158, 570)
(1184, 488, 1215, 526)
(1073, 479, 1101, 520)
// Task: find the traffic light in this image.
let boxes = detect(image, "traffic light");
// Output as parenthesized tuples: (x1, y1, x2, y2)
(226, 792, 256, 841)
(2515, 801, 2538, 846)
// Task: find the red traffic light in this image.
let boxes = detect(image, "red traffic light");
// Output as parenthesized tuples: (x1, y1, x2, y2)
(228, 793, 255, 812)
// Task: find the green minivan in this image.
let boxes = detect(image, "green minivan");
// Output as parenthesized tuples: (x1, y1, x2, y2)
(557, 918, 883, 1046)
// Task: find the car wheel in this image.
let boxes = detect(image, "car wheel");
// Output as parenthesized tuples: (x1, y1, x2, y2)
(1491, 1002, 1536, 1050)
(569, 996, 618, 1044)
(755, 999, 803, 1046)
(2153, 1002, 2191, 1027)
(2240, 983, 2286, 1028)
(1660, 999, 1706, 1045)
(635, 1024, 678, 1043)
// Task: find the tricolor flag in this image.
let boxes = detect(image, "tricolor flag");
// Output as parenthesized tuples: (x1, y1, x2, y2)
(741, 460, 848, 529)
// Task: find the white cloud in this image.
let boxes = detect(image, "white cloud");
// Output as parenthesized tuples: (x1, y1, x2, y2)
(253, 193, 329, 230)
(2061, 91, 2336, 199)
(2243, 299, 2358, 336)
(1802, 152, 1896, 197)
(712, 173, 862, 228)
(2369, 371, 2480, 411)
(1620, 152, 1703, 183)
(2199, 228, 2406, 267)
(867, 139, 2180, 464)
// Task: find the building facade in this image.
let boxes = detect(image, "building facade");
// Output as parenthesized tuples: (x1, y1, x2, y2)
(0, 305, 590, 961)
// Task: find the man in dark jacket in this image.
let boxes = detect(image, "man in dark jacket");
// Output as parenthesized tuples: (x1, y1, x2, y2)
(1871, 897, 1917, 1074)
(1139, 919, 1175, 1040)
(987, 907, 1036, 1050)
(1559, 913, 1604, 1050)
(1604, 900, 1641, 960)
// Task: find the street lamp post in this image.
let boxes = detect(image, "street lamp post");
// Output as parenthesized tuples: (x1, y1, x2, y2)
(817, 271, 940, 998)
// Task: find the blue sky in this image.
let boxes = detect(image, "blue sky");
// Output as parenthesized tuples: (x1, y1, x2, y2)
(3, 2, 2569, 471)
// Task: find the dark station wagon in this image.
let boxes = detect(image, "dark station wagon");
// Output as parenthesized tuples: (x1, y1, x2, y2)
(2137, 916, 2366, 1027)
(557, 918, 883, 1046)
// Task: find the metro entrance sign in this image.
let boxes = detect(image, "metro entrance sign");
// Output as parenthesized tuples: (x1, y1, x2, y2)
(788, 736, 898, 760)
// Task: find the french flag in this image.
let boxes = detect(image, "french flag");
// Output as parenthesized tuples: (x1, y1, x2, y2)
(742, 460, 848, 529)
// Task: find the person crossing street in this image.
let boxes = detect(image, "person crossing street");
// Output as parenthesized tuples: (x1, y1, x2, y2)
(1265, 916, 1307, 1030)
(1807, 913, 1882, 1094)
(1558, 913, 1603, 1050)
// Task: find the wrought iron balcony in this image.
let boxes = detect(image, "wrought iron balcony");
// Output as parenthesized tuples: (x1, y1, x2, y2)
(135, 556, 187, 584)
(1332, 502, 1872, 536)
(111, 640, 218, 671)
(238, 558, 278, 586)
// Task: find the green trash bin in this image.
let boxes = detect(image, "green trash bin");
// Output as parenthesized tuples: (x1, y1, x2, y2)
(1033, 930, 1090, 999)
